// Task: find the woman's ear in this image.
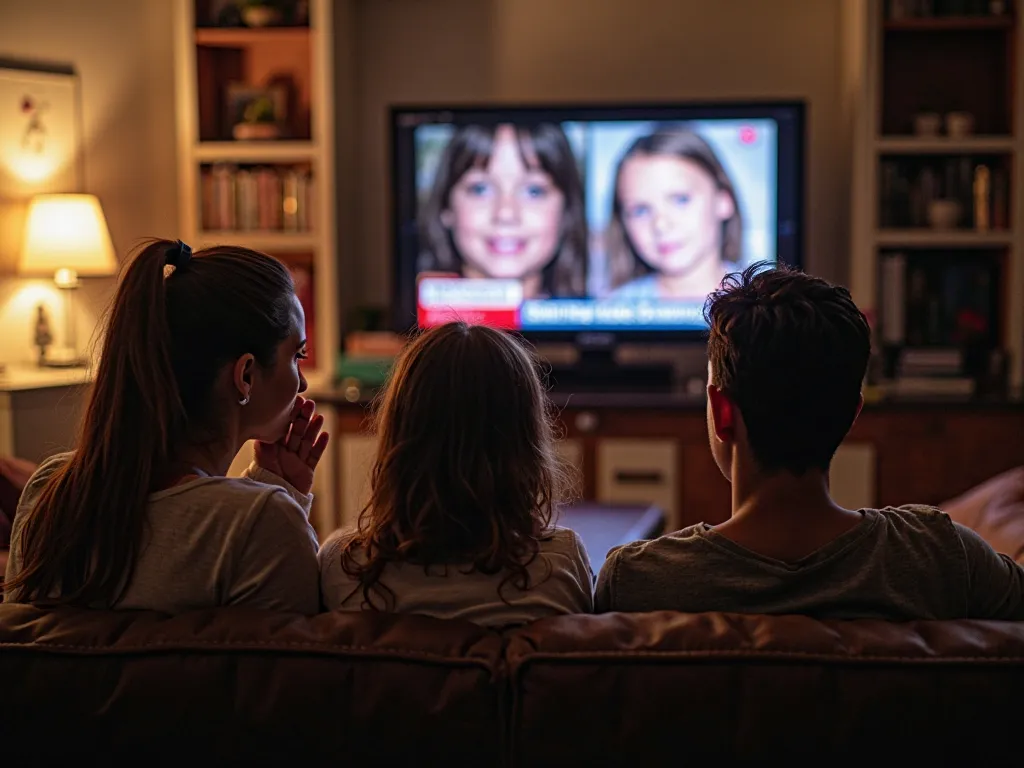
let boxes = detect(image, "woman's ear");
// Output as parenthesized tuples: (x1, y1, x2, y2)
(714, 190, 736, 222)
(440, 209, 454, 228)
(233, 353, 255, 405)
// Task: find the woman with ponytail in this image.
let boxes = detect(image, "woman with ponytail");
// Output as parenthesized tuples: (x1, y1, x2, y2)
(3, 239, 328, 614)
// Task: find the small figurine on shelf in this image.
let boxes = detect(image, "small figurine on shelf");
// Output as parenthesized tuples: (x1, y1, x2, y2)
(238, 0, 283, 28)
(34, 304, 53, 366)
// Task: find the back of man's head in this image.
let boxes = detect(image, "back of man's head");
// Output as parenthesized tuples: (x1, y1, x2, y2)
(705, 263, 871, 475)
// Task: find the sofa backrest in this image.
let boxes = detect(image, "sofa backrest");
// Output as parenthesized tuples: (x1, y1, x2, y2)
(506, 611, 1024, 764)
(2, 604, 1023, 765)
(0, 603, 504, 764)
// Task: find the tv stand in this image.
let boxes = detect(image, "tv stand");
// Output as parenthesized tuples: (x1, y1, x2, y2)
(544, 346, 674, 394)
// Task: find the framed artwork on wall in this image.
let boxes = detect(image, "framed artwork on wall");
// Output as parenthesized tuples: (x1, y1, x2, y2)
(0, 59, 82, 272)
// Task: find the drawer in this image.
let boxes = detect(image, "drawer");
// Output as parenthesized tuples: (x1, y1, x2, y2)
(596, 439, 678, 527)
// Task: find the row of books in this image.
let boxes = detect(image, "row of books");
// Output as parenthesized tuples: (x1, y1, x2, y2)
(201, 164, 314, 233)
(877, 251, 1007, 398)
(880, 251, 999, 348)
(879, 157, 1010, 231)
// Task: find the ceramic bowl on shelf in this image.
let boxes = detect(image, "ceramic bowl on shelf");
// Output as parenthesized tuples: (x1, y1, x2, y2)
(913, 112, 942, 138)
(927, 199, 961, 230)
(241, 6, 282, 28)
(232, 122, 282, 140)
(945, 111, 975, 139)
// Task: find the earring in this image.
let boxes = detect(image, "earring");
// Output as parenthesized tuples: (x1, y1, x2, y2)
(239, 395, 250, 406)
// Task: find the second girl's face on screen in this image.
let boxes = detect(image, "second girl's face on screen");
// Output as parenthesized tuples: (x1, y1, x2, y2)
(443, 125, 566, 282)
(618, 154, 734, 276)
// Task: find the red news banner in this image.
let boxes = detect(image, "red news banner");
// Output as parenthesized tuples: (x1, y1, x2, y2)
(417, 275, 524, 329)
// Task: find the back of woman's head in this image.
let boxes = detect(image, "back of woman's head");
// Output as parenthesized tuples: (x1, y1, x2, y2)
(4, 239, 295, 605)
(343, 322, 569, 601)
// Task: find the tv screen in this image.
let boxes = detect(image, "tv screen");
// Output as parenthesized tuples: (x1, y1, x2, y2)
(392, 103, 804, 337)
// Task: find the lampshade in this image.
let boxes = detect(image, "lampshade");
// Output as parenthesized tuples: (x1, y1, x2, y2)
(18, 194, 117, 277)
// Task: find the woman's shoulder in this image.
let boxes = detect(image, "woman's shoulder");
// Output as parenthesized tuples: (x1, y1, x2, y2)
(17, 452, 71, 509)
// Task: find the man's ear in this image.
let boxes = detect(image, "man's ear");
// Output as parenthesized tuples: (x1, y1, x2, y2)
(707, 385, 736, 444)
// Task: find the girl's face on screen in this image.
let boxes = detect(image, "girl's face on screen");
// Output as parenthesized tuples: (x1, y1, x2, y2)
(618, 154, 734, 277)
(443, 124, 566, 284)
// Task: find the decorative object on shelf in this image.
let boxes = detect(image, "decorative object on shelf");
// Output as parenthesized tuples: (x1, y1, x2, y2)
(0, 60, 81, 270)
(238, 0, 283, 28)
(33, 304, 52, 365)
(888, 0, 1012, 18)
(226, 83, 287, 141)
(927, 199, 961, 229)
(973, 164, 991, 231)
(18, 194, 117, 368)
(945, 111, 975, 138)
(913, 112, 942, 137)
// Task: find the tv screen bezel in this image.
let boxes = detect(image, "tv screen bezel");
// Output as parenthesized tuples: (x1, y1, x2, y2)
(390, 100, 805, 343)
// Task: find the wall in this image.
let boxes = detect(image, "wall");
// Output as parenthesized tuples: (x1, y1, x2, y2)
(352, 0, 850, 306)
(0, 0, 178, 365)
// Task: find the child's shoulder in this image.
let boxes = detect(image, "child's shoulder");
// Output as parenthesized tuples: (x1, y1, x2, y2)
(541, 525, 587, 554)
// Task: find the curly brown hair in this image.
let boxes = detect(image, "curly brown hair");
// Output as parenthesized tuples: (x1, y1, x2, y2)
(339, 322, 572, 608)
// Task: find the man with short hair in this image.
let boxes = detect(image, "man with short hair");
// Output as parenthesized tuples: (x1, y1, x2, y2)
(595, 264, 1024, 620)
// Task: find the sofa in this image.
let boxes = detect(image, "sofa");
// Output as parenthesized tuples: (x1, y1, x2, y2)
(2, 603, 1023, 765)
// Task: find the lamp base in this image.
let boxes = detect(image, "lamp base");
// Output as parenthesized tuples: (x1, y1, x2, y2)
(40, 347, 86, 369)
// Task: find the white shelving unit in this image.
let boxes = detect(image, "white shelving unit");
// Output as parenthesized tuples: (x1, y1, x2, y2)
(172, 0, 340, 533)
(845, 0, 1024, 392)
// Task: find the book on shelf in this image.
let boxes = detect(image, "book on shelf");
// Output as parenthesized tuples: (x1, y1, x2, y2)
(201, 163, 314, 234)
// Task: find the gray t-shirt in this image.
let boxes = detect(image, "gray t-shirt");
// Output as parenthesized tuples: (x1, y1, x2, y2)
(319, 527, 594, 627)
(4, 453, 321, 614)
(595, 505, 1024, 620)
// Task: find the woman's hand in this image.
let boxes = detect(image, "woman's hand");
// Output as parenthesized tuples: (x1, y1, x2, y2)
(254, 397, 330, 495)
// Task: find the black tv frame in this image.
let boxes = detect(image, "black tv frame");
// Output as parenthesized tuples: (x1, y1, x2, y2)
(390, 100, 805, 344)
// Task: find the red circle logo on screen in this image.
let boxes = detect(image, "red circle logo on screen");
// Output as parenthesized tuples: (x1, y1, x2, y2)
(739, 126, 758, 144)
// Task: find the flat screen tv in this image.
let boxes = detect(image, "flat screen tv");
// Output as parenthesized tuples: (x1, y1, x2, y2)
(391, 102, 804, 340)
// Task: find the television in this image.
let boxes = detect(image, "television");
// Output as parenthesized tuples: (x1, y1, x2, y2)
(391, 102, 804, 341)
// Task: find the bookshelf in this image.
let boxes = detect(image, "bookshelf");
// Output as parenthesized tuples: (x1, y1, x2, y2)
(846, 0, 1024, 396)
(172, 0, 341, 531)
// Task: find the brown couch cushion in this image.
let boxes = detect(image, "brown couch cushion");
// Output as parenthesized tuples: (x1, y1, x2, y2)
(0, 603, 504, 764)
(944, 466, 1024, 562)
(505, 612, 1024, 765)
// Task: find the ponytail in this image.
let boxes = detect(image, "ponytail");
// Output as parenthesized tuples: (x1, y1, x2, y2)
(6, 240, 188, 605)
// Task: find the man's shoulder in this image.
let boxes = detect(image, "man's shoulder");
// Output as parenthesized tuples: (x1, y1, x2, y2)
(873, 504, 959, 538)
(606, 523, 709, 567)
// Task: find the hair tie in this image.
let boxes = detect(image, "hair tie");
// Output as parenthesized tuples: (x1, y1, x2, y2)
(166, 240, 192, 269)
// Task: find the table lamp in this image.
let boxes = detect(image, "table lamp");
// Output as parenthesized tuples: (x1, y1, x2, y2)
(18, 193, 117, 367)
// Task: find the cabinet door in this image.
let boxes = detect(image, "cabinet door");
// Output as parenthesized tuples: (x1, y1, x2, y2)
(596, 439, 678, 527)
(557, 438, 584, 495)
(831, 443, 876, 510)
(340, 434, 378, 529)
